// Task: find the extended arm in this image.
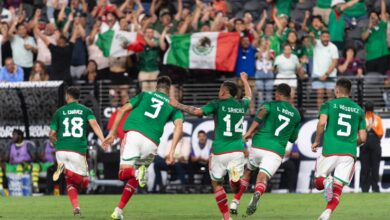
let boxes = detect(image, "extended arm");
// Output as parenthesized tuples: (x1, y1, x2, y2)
(244, 107, 268, 141)
(311, 114, 327, 152)
(174, 0, 183, 21)
(104, 103, 133, 145)
(166, 119, 184, 164)
(88, 119, 107, 150)
(49, 130, 57, 145)
(170, 100, 204, 117)
(240, 72, 252, 99)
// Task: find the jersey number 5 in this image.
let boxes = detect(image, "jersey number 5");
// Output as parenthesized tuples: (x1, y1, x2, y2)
(337, 113, 351, 136)
(63, 117, 83, 138)
(223, 114, 244, 137)
(275, 114, 290, 136)
(145, 98, 164, 119)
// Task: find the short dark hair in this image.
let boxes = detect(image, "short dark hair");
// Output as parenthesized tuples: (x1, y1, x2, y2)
(235, 18, 244, 24)
(13, 129, 24, 138)
(365, 101, 374, 112)
(66, 86, 81, 100)
(156, 76, 172, 89)
(321, 30, 330, 35)
(311, 15, 323, 23)
(336, 78, 352, 94)
(222, 81, 238, 97)
(276, 83, 291, 97)
(16, 23, 26, 30)
(198, 130, 206, 135)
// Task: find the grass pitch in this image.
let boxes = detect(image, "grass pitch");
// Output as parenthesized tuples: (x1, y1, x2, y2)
(1, 193, 388, 220)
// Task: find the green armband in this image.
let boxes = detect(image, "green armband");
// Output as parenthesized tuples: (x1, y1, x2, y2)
(254, 117, 263, 124)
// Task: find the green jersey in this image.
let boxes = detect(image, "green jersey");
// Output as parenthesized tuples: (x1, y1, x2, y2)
(275, 0, 297, 17)
(365, 21, 390, 61)
(50, 102, 96, 154)
(319, 97, 366, 157)
(344, 0, 367, 17)
(252, 101, 301, 157)
(329, 7, 345, 42)
(201, 97, 250, 155)
(123, 92, 184, 145)
(316, 0, 331, 9)
(138, 38, 160, 72)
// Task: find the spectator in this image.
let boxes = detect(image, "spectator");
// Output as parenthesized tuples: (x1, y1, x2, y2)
(312, 0, 331, 25)
(80, 60, 99, 83)
(138, 27, 160, 91)
(344, 0, 368, 28)
(257, 11, 281, 56)
(39, 140, 56, 164)
(286, 31, 305, 58)
(0, 21, 8, 67)
(302, 12, 326, 39)
(0, 57, 24, 82)
(311, 31, 339, 109)
(212, 0, 228, 15)
(29, 61, 49, 81)
(87, 20, 109, 75)
(46, 0, 69, 22)
(34, 22, 57, 69)
(153, 137, 191, 192)
(280, 143, 300, 193)
(34, 20, 78, 83)
(1, 22, 12, 66)
(360, 101, 384, 193)
(255, 37, 274, 107)
(300, 35, 314, 75)
(338, 46, 364, 77)
(268, 0, 295, 18)
(8, 22, 37, 81)
(150, 0, 183, 34)
(362, 0, 389, 74)
(274, 44, 305, 104)
(188, 130, 212, 186)
(70, 14, 88, 80)
(235, 35, 256, 114)
(328, 0, 360, 50)
(4, 129, 36, 165)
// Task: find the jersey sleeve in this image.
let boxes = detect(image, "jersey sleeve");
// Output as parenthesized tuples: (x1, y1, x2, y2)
(358, 110, 366, 131)
(201, 100, 218, 116)
(254, 102, 270, 124)
(129, 92, 143, 108)
(242, 96, 251, 107)
(50, 110, 59, 131)
(171, 109, 184, 122)
(289, 123, 300, 143)
(319, 102, 329, 117)
(86, 108, 96, 120)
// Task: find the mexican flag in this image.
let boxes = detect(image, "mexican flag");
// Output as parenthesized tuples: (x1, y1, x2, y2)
(164, 32, 240, 72)
(96, 30, 145, 57)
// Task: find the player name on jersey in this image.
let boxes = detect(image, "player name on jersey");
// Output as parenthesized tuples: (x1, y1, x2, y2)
(334, 104, 361, 114)
(222, 106, 246, 114)
(277, 106, 295, 117)
(62, 110, 84, 115)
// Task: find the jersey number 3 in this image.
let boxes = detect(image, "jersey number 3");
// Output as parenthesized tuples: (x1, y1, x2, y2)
(145, 98, 164, 119)
(63, 117, 83, 138)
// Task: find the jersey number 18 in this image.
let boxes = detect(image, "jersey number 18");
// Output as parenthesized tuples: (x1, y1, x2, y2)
(63, 117, 84, 138)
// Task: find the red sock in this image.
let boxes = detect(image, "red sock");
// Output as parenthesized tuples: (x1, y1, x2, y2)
(65, 169, 83, 186)
(315, 177, 325, 190)
(66, 179, 79, 209)
(214, 188, 229, 217)
(118, 177, 139, 209)
(255, 182, 267, 195)
(82, 176, 89, 189)
(230, 179, 241, 192)
(118, 168, 136, 181)
(233, 178, 249, 201)
(326, 183, 343, 211)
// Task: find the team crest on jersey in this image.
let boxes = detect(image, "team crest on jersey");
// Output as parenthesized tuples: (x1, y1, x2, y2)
(191, 37, 214, 56)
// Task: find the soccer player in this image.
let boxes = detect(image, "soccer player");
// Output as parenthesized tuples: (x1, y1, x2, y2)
(229, 83, 301, 216)
(170, 72, 251, 220)
(312, 78, 367, 220)
(104, 76, 184, 220)
(49, 86, 107, 215)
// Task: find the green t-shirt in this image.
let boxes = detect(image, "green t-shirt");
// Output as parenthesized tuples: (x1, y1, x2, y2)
(344, 1, 367, 17)
(138, 38, 160, 72)
(319, 97, 366, 157)
(365, 20, 390, 61)
(123, 92, 183, 144)
(152, 20, 179, 33)
(201, 97, 250, 155)
(262, 33, 282, 56)
(316, 0, 331, 9)
(251, 101, 301, 157)
(275, 0, 298, 17)
(50, 102, 96, 154)
(329, 7, 345, 42)
(308, 26, 323, 39)
(292, 45, 306, 58)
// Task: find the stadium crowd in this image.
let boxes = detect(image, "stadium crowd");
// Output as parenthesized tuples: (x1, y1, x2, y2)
(0, 0, 389, 195)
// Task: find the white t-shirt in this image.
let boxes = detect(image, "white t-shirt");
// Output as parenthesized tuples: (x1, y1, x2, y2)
(274, 54, 299, 79)
(256, 51, 273, 73)
(37, 33, 57, 65)
(11, 35, 37, 68)
(312, 40, 339, 77)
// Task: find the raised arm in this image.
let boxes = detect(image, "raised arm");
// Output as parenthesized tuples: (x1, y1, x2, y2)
(62, 13, 74, 37)
(301, 10, 310, 33)
(88, 20, 101, 45)
(311, 114, 327, 152)
(339, 0, 359, 11)
(80, 0, 88, 14)
(104, 103, 134, 145)
(170, 99, 204, 117)
(70, 23, 79, 43)
(166, 119, 184, 165)
(191, 0, 203, 30)
(34, 26, 50, 46)
(256, 10, 267, 34)
(159, 26, 169, 50)
(174, 0, 183, 21)
(150, 0, 161, 23)
(240, 72, 252, 99)
(380, 0, 387, 21)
